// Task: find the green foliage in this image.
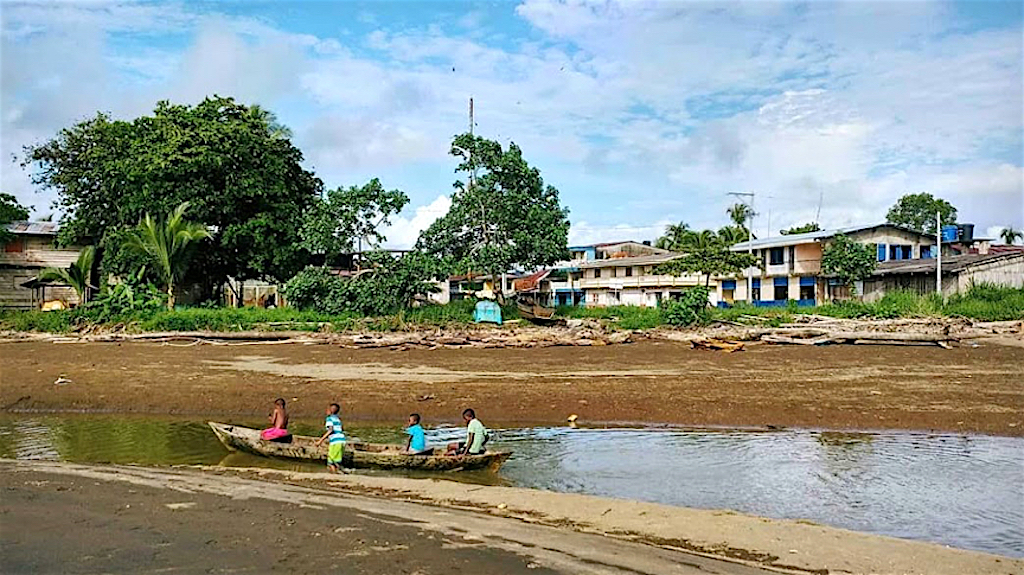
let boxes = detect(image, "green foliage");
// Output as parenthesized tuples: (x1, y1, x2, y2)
(283, 251, 443, 316)
(84, 267, 167, 322)
(944, 283, 1024, 321)
(821, 234, 877, 290)
(999, 227, 1023, 245)
(416, 134, 570, 295)
(23, 97, 322, 289)
(0, 309, 78, 333)
(300, 179, 409, 255)
(127, 202, 211, 309)
(656, 248, 759, 286)
(886, 192, 957, 234)
(555, 305, 664, 330)
(38, 246, 96, 301)
(655, 222, 690, 250)
(727, 203, 756, 231)
(781, 222, 821, 235)
(662, 286, 711, 326)
(0, 193, 30, 244)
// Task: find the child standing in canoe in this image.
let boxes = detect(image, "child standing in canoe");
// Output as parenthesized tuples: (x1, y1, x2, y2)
(315, 403, 346, 472)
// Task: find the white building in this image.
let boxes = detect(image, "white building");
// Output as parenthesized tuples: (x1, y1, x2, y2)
(578, 253, 717, 307)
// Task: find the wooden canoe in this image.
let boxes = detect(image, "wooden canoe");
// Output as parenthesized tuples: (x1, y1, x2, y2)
(517, 300, 558, 325)
(208, 422, 512, 473)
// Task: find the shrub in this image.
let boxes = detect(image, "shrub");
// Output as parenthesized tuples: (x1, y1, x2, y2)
(663, 286, 711, 327)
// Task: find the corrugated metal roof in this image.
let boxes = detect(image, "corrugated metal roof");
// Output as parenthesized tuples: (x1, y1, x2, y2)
(579, 253, 682, 268)
(871, 252, 1024, 276)
(4, 221, 60, 235)
(730, 223, 928, 252)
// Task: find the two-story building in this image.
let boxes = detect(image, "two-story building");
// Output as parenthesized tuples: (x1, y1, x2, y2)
(578, 253, 718, 307)
(722, 223, 941, 306)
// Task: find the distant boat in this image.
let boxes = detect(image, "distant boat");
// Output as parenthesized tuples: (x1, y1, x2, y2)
(208, 422, 511, 473)
(517, 296, 558, 325)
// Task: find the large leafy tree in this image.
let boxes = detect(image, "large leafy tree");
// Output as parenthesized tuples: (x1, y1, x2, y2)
(22, 97, 323, 293)
(127, 202, 212, 310)
(886, 193, 957, 234)
(0, 193, 30, 244)
(416, 134, 570, 300)
(821, 234, 877, 293)
(301, 179, 409, 257)
(39, 245, 96, 302)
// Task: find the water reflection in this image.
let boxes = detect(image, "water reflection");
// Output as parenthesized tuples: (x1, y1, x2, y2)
(0, 415, 1020, 558)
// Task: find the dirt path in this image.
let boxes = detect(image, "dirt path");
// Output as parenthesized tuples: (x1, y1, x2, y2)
(2, 340, 1022, 436)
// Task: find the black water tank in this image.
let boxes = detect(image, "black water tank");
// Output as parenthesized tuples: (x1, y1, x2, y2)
(958, 224, 975, 242)
(642, 240, 652, 246)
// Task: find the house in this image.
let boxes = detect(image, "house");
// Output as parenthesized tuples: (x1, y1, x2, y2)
(862, 251, 1024, 301)
(578, 252, 717, 307)
(1, 221, 87, 309)
(723, 223, 944, 306)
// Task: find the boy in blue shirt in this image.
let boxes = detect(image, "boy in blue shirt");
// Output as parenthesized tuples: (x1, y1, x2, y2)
(315, 403, 346, 472)
(404, 413, 429, 455)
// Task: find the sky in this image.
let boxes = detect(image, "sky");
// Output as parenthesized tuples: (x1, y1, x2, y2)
(1, 0, 1022, 248)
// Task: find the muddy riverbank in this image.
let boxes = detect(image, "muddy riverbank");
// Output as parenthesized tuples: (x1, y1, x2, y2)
(3, 460, 1021, 575)
(2, 340, 1022, 436)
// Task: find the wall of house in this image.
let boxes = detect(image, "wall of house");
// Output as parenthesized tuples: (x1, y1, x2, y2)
(586, 287, 719, 307)
(848, 228, 933, 261)
(958, 255, 1024, 291)
(1, 235, 85, 309)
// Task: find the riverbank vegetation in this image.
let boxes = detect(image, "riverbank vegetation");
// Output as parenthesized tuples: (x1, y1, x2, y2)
(3, 284, 1020, 334)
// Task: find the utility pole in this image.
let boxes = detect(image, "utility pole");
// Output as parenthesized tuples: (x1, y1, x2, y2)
(728, 191, 755, 303)
(936, 211, 942, 296)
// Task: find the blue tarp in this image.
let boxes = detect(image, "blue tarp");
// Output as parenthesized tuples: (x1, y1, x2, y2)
(473, 301, 502, 325)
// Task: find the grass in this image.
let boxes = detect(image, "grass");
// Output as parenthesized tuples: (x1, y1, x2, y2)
(2, 284, 1021, 333)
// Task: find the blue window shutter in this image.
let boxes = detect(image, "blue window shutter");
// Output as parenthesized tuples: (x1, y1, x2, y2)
(774, 277, 788, 287)
(799, 277, 815, 287)
(722, 280, 736, 289)
(752, 278, 761, 289)
(877, 244, 886, 261)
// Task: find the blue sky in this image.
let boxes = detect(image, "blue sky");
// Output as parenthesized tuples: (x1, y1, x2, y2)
(2, 0, 1022, 247)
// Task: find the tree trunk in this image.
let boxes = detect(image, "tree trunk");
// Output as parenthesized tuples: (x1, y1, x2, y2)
(167, 283, 175, 311)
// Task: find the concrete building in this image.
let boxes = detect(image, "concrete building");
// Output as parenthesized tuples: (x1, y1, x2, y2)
(578, 253, 716, 307)
(1, 221, 87, 309)
(723, 223, 942, 306)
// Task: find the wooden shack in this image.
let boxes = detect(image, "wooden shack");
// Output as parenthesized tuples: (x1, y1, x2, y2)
(1, 221, 85, 310)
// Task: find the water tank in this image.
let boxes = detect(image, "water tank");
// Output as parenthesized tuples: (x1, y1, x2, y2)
(941, 225, 958, 243)
(957, 223, 975, 243)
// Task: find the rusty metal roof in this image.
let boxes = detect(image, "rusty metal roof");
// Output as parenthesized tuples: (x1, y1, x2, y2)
(4, 221, 60, 235)
(871, 252, 1024, 276)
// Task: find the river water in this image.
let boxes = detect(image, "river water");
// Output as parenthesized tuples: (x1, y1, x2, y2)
(1, 415, 1021, 558)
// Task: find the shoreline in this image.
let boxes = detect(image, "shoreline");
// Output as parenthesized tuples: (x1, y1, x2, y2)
(3, 459, 1021, 575)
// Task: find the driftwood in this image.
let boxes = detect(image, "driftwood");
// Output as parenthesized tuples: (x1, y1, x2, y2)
(762, 329, 958, 348)
(690, 338, 745, 352)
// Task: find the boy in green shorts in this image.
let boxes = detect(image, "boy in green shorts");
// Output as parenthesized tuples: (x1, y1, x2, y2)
(315, 403, 346, 472)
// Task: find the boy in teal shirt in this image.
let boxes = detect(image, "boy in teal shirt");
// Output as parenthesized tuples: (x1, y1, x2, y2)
(315, 403, 346, 472)
(404, 413, 429, 454)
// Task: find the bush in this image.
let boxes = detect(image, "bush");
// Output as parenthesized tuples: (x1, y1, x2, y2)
(663, 286, 711, 327)
(945, 283, 1024, 321)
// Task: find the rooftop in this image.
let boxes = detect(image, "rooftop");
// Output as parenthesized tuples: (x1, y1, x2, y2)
(872, 252, 1024, 276)
(730, 223, 928, 251)
(578, 253, 681, 268)
(5, 221, 60, 236)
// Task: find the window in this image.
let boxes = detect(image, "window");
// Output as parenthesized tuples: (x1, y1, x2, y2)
(594, 269, 601, 279)
(920, 246, 933, 259)
(889, 244, 912, 260)
(800, 284, 814, 301)
(774, 277, 789, 301)
(752, 278, 761, 302)
(4, 238, 23, 253)
(877, 244, 886, 262)
(722, 280, 736, 304)
(609, 267, 616, 278)
(625, 267, 633, 277)
(769, 247, 784, 265)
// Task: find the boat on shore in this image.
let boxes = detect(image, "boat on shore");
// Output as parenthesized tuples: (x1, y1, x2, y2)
(208, 422, 512, 473)
(517, 297, 558, 325)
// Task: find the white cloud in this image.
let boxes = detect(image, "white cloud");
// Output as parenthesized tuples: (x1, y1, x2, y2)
(380, 194, 452, 249)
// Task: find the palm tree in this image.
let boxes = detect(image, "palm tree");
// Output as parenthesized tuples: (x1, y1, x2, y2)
(999, 227, 1023, 245)
(727, 203, 756, 229)
(717, 225, 748, 247)
(39, 246, 95, 304)
(655, 222, 690, 250)
(128, 202, 211, 310)
(681, 229, 721, 251)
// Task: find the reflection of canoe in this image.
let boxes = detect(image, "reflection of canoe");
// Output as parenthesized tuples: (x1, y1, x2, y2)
(208, 422, 512, 473)
(517, 300, 557, 325)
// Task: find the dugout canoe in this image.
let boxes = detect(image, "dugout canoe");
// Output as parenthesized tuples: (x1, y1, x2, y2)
(208, 422, 512, 473)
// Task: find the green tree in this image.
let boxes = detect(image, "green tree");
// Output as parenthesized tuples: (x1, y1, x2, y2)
(821, 234, 877, 294)
(999, 227, 1023, 245)
(886, 193, 957, 234)
(781, 222, 821, 235)
(127, 202, 211, 310)
(655, 222, 690, 250)
(416, 134, 570, 301)
(300, 179, 409, 256)
(655, 247, 759, 287)
(717, 225, 749, 246)
(38, 245, 96, 303)
(0, 193, 30, 244)
(727, 202, 756, 237)
(22, 96, 322, 293)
